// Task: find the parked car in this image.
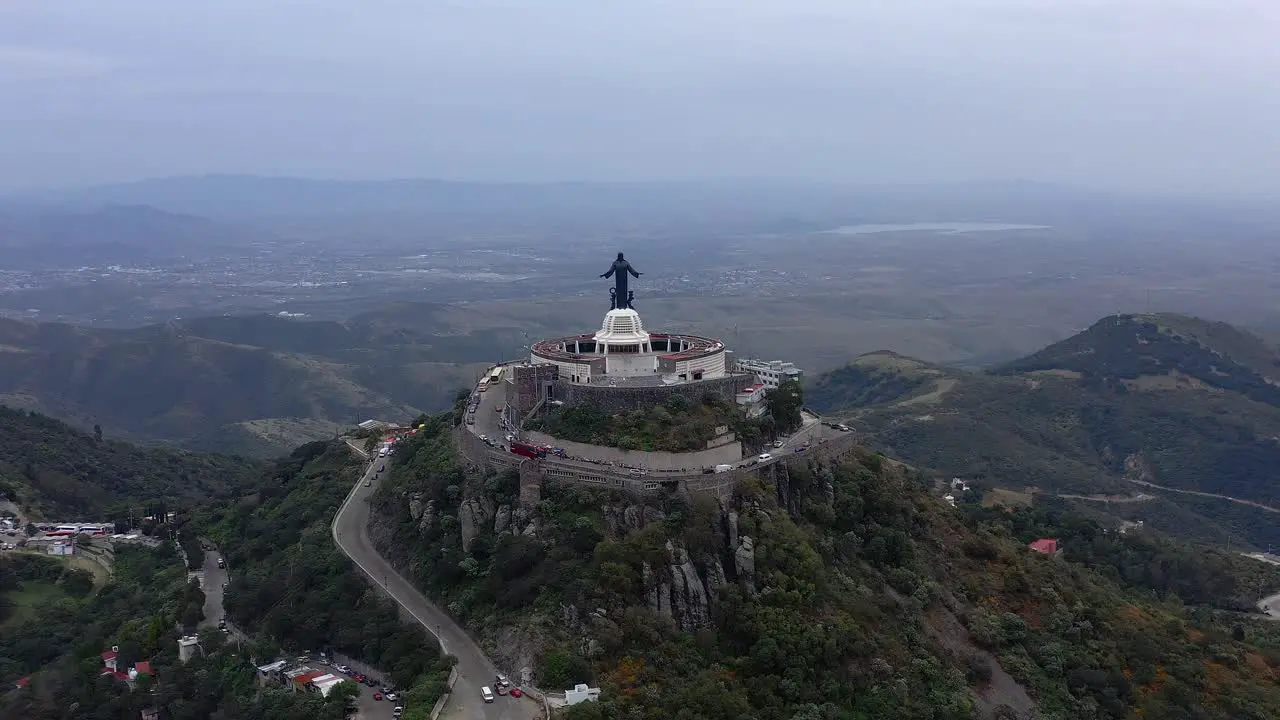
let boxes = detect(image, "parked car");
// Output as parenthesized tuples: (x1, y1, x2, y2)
(773, 440, 785, 448)
(393, 707, 404, 718)
(373, 693, 383, 701)
(481, 686, 495, 703)
(510, 688, 524, 698)
(758, 453, 773, 461)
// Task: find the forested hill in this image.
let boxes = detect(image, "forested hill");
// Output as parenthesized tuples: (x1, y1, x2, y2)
(0, 405, 261, 519)
(996, 313, 1280, 399)
(368, 412, 1280, 720)
(806, 314, 1280, 548)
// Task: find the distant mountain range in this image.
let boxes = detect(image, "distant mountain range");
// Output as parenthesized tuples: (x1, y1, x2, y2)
(0, 204, 257, 267)
(808, 313, 1280, 548)
(12, 175, 1278, 231)
(0, 307, 504, 456)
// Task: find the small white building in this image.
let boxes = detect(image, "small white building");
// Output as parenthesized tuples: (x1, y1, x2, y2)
(565, 683, 601, 705)
(734, 358, 803, 390)
(178, 636, 200, 664)
(312, 674, 346, 697)
(735, 382, 768, 417)
(46, 541, 74, 556)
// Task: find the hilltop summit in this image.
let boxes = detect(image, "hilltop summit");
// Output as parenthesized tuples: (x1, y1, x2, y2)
(997, 313, 1280, 392)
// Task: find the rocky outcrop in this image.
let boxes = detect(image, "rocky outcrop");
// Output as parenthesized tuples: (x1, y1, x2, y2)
(419, 500, 436, 534)
(706, 555, 727, 592)
(603, 503, 666, 535)
(459, 497, 495, 552)
(734, 536, 756, 595)
(666, 541, 711, 632)
(408, 493, 436, 535)
(494, 504, 512, 535)
(643, 561, 673, 619)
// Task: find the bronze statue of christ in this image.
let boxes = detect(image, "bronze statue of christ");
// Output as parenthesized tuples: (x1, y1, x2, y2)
(600, 252, 642, 310)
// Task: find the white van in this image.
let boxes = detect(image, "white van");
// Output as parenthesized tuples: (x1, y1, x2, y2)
(713, 464, 733, 473)
(481, 686, 495, 703)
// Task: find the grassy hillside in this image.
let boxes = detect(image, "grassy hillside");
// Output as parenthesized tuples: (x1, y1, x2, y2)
(0, 405, 261, 519)
(368, 414, 1280, 720)
(810, 313, 1280, 548)
(0, 309, 504, 455)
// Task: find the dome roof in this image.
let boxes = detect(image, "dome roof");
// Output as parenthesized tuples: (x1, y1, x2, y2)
(594, 308, 650, 345)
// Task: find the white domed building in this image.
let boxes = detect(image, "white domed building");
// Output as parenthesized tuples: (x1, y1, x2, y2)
(530, 307, 728, 386)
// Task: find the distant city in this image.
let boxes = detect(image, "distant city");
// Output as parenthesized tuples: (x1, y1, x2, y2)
(0, 239, 812, 327)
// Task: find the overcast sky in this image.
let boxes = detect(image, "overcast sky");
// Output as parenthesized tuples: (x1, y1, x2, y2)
(2, 0, 1278, 193)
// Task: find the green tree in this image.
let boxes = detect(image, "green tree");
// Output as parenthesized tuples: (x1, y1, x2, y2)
(766, 379, 804, 434)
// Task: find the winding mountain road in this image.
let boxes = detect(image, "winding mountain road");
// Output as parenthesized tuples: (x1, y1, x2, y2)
(1126, 479, 1279, 514)
(332, 458, 542, 720)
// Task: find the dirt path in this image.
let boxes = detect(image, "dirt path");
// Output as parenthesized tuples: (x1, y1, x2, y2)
(1057, 493, 1155, 503)
(1125, 479, 1279, 514)
(1257, 592, 1280, 619)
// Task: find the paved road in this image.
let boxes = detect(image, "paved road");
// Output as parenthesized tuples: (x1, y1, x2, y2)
(333, 458, 542, 720)
(469, 379, 510, 447)
(198, 549, 250, 644)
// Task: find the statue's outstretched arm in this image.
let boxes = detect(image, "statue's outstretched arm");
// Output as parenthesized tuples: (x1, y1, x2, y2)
(601, 267, 615, 279)
(628, 266, 642, 278)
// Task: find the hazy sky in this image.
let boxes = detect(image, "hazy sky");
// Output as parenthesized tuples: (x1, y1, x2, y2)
(2, 0, 1278, 193)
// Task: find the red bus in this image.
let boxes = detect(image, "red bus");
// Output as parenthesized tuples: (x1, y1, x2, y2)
(510, 441, 547, 459)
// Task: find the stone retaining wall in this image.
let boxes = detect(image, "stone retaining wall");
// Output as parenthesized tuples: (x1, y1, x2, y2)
(429, 667, 459, 720)
(552, 373, 751, 414)
(522, 431, 743, 471)
(454, 427, 860, 501)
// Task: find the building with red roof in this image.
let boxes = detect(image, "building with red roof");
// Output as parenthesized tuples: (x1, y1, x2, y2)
(291, 671, 326, 690)
(99, 648, 153, 686)
(1028, 538, 1060, 555)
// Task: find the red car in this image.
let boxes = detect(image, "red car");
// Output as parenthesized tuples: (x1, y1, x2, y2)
(374, 693, 383, 701)
(510, 688, 524, 698)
